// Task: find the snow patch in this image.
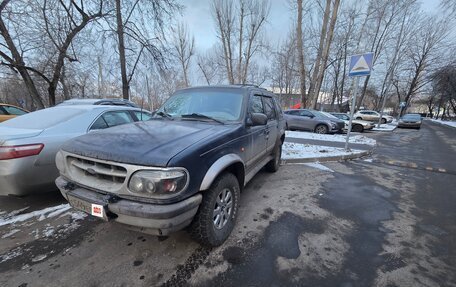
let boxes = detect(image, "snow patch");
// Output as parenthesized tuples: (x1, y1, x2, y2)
(429, 119, 456, 128)
(282, 142, 364, 160)
(1, 229, 20, 239)
(0, 247, 23, 263)
(0, 204, 71, 227)
(286, 131, 376, 146)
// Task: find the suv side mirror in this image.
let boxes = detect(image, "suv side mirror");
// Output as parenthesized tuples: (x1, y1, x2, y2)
(248, 113, 268, 126)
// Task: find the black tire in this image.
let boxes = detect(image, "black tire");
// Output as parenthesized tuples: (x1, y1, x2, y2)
(356, 117, 363, 120)
(189, 173, 240, 247)
(314, 124, 329, 134)
(352, 124, 364, 133)
(266, 143, 282, 172)
(381, 118, 386, 124)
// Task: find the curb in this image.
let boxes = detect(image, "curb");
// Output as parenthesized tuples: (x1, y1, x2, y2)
(371, 125, 397, 132)
(281, 149, 372, 164)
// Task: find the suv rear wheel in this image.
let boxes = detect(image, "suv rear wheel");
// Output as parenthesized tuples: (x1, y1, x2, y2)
(189, 173, 240, 246)
(381, 118, 386, 124)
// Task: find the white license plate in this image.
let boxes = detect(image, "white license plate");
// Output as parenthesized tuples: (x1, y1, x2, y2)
(67, 195, 108, 220)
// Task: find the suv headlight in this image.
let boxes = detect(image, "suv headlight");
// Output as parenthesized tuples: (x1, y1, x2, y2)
(128, 169, 188, 198)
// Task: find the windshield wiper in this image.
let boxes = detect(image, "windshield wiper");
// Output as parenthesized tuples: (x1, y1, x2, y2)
(181, 113, 224, 124)
(155, 111, 173, 119)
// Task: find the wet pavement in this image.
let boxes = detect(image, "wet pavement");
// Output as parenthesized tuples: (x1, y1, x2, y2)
(0, 120, 455, 287)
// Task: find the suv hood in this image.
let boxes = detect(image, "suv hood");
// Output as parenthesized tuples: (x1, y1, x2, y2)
(61, 119, 235, 167)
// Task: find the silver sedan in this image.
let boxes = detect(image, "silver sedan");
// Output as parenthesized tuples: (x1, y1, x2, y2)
(0, 105, 151, 196)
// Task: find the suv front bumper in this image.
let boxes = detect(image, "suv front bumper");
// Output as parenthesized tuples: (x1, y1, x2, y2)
(56, 176, 202, 236)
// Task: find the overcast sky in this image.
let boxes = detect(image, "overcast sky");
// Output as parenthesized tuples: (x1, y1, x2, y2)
(178, 0, 440, 53)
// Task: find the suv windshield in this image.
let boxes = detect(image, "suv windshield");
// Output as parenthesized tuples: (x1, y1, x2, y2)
(156, 90, 244, 121)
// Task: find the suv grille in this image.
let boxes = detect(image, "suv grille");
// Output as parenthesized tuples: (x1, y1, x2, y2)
(66, 156, 127, 192)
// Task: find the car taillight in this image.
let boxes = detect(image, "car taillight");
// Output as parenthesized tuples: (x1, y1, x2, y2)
(0, 144, 44, 160)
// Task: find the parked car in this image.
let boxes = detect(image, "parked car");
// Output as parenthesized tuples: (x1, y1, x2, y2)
(58, 98, 139, 108)
(354, 110, 393, 124)
(398, 113, 422, 129)
(0, 103, 29, 123)
(330, 112, 374, 132)
(284, 109, 344, 134)
(0, 105, 151, 196)
(55, 85, 286, 246)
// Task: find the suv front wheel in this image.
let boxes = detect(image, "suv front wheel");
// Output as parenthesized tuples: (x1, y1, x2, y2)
(189, 173, 240, 246)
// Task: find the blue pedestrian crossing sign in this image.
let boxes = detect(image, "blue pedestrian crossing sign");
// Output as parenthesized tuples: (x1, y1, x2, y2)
(349, 52, 373, 77)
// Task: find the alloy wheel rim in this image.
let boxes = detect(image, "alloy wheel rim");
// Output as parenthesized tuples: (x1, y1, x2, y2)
(213, 188, 233, 230)
(316, 126, 326, 134)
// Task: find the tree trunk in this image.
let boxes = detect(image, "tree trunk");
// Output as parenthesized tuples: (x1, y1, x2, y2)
(308, 0, 331, 106)
(296, 0, 307, 108)
(60, 64, 70, 100)
(311, 0, 340, 109)
(116, 0, 129, 100)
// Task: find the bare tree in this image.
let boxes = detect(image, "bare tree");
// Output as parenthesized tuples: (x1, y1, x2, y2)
(400, 17, 448, 115)
(355, 1, 414, 109)
(0, 0, 106, 107)
(308, 0, 341, 108)
(111, 0, 180, 100)
(0, 0, 45, 108)
(212, 0, 269, 85)
(172, 23, 195, 87)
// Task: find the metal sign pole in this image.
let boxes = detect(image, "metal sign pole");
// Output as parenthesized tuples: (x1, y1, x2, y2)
(345, 76, 360, 151)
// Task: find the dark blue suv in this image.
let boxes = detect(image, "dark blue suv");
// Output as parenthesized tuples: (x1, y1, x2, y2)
(55, 85, 286, 246)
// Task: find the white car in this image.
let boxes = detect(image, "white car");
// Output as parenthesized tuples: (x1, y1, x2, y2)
(354, 110, 393, 124)
(0, 105, 151, 196)
(330, 113, 374, 132)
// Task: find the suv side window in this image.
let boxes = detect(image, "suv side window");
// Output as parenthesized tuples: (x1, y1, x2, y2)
(249, 95, 264, 114)
(263, 96, 276, 120)
(0, 107, 6, 115)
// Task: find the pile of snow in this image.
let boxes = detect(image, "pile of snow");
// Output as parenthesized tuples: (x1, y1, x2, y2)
(282, 142, 364, 160)
(286, 130, 376, 146)
(429, 119, 456, 128)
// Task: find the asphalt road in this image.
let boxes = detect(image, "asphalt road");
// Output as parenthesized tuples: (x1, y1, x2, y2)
(0, 120, 455, 287)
